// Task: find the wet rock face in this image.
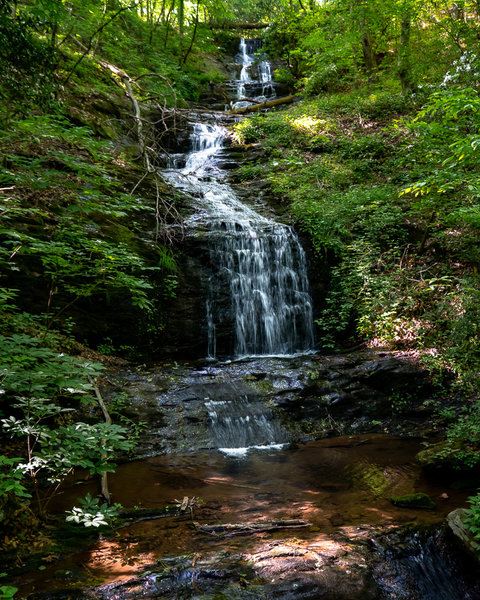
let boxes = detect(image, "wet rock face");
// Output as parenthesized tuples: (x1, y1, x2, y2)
(27, 526, 480, 600)
(104, 350, 436, 458)
(159, 235, 212, 359)
(282, 353, 434, 420)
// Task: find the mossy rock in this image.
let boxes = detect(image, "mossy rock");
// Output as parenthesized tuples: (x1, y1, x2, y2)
(417, 440, 480, 475)
(390, 492, 436, 510)
(447, 508, 480, 559)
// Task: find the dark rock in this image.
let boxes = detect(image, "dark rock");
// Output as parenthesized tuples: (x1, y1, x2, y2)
(447, 508, 480, 559)
(390, 493, 436, 510)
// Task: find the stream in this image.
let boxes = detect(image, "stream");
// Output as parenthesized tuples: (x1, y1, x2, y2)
(15, 38, 480, 600)
(18, 435, 480, 599)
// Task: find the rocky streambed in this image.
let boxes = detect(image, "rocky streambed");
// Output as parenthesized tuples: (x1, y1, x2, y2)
(12, 350, 480, 600)
(100, 349, 440, 459)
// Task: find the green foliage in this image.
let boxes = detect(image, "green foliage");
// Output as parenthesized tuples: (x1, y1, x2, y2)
(441, 401, 480, 468)
(108, 392, 147, 449)
(400, 86, 480, 209)
(0, 1, 58, 120)
(0, 585, 18, 600)
(66, 493, 122, 528)
(0, 332, 133, 516)
(464, 492, 480, 544)
(0, 114, 178, 335)
(0, 456, 30, 500)
(0, 333, 103, 397)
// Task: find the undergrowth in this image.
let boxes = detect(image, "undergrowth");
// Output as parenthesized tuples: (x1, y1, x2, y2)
(233, 82, 480, 398)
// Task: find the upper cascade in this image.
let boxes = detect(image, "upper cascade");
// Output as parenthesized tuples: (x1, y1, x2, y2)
(161, 38, 314, 360)
(233, 37, 275, 109)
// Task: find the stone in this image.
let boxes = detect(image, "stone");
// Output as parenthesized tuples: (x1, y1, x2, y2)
(447, 508, 480, 558)
(416, 440, 480, 475)
(390, 492, 436, 510)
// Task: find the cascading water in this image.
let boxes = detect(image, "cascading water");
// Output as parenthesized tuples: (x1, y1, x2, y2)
(164, 122, 314, 360)
(233, 37, 275, 108)
(205, 394, 289, 456)
(209, 218, 314, 358)
(236, 37, 253, 102)
(161, 37, 313, 453)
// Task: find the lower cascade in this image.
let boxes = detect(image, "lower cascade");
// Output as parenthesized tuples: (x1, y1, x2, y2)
(164, 122, 314, 360)
(164, 68, 314, 359)
(205, 394, 289, 456)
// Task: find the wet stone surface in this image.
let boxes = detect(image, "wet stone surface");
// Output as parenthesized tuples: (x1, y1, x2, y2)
(102, 350, 438, 459)
(26, 526, 480, 600)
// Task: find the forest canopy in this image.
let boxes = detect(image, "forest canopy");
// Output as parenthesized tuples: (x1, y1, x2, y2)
(1, 0, 480, 580)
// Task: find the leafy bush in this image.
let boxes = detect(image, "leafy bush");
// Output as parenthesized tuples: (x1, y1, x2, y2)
(0, 333, 133, 517)
(0, 2, 58, 120)
(66, 493, 122, 528)
(464, 492, 480, 545)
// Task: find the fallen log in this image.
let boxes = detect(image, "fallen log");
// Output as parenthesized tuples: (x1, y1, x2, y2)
(196, 519, 311, 537)
(209, 21, 269, 30)
(236, 96, 263, 105)
(228, 95, 295, 115)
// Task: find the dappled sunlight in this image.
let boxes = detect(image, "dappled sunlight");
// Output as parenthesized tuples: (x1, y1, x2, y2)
(21, 436, 472, 595)
(288, 115, 330, 135)
(84, 539, 156, 584)
(244, 535, 348, 564)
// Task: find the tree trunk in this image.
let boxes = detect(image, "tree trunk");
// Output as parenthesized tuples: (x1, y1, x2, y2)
(228, 95, 295, 114)
(181, 0, 199, 65)
(178, 0, 184, 61)
(360, 19, 378, 75)
(398, 14, 415, 93)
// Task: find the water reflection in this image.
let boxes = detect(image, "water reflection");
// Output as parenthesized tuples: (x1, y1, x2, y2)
(21, 435, 472, 598)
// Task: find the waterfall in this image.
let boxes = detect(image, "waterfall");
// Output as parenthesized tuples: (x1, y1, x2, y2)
(205, 395, 289, 456)
(162, 38, 314, 361)
(208, 216, 314, 358)
(164, 122, 314, 360)
(237, 37, 253, 101)
(233, 37, 275, 108)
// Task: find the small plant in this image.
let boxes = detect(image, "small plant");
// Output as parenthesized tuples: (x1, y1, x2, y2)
(66, 494, 122, 527)
(437, 407, 457, 423)
(0, 586, 18, 600)
(464, 492, 480, 545)
(66, 493, 122, 528)
(389, 391, 412, 415)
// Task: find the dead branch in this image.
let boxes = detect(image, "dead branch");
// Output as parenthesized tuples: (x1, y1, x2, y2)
(133, 72, 178, 108)
(197, 519, 311, 537)
(229, 95, 295, 115)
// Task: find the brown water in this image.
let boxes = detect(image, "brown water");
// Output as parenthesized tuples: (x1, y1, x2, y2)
(17, 435, 470, 597)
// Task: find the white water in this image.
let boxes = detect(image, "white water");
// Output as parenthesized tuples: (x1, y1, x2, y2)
(205, 397, 289, 456)
(164, 122, 314, 360)
(233, 37, 275, 109)
(237, 37, 253, 101)
(160, 39, 315, 454)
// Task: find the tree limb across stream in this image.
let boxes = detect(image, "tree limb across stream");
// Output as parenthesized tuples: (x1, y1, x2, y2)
(196, 519, 311, 537)
(228, 95, 295, 114)
(209, 21, 269, 30)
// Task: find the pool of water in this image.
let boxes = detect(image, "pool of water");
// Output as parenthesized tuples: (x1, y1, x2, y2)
(18, 434, 473, 598)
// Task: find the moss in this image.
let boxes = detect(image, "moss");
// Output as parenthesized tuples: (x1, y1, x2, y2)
(390, 493, 436, 510)
(417, 440, 480, 474)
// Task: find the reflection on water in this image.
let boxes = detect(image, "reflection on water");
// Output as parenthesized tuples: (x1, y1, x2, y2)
(21, 434, 473, 598)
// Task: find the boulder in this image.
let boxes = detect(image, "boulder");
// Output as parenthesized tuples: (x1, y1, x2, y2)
(390, 492, 436, 510)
